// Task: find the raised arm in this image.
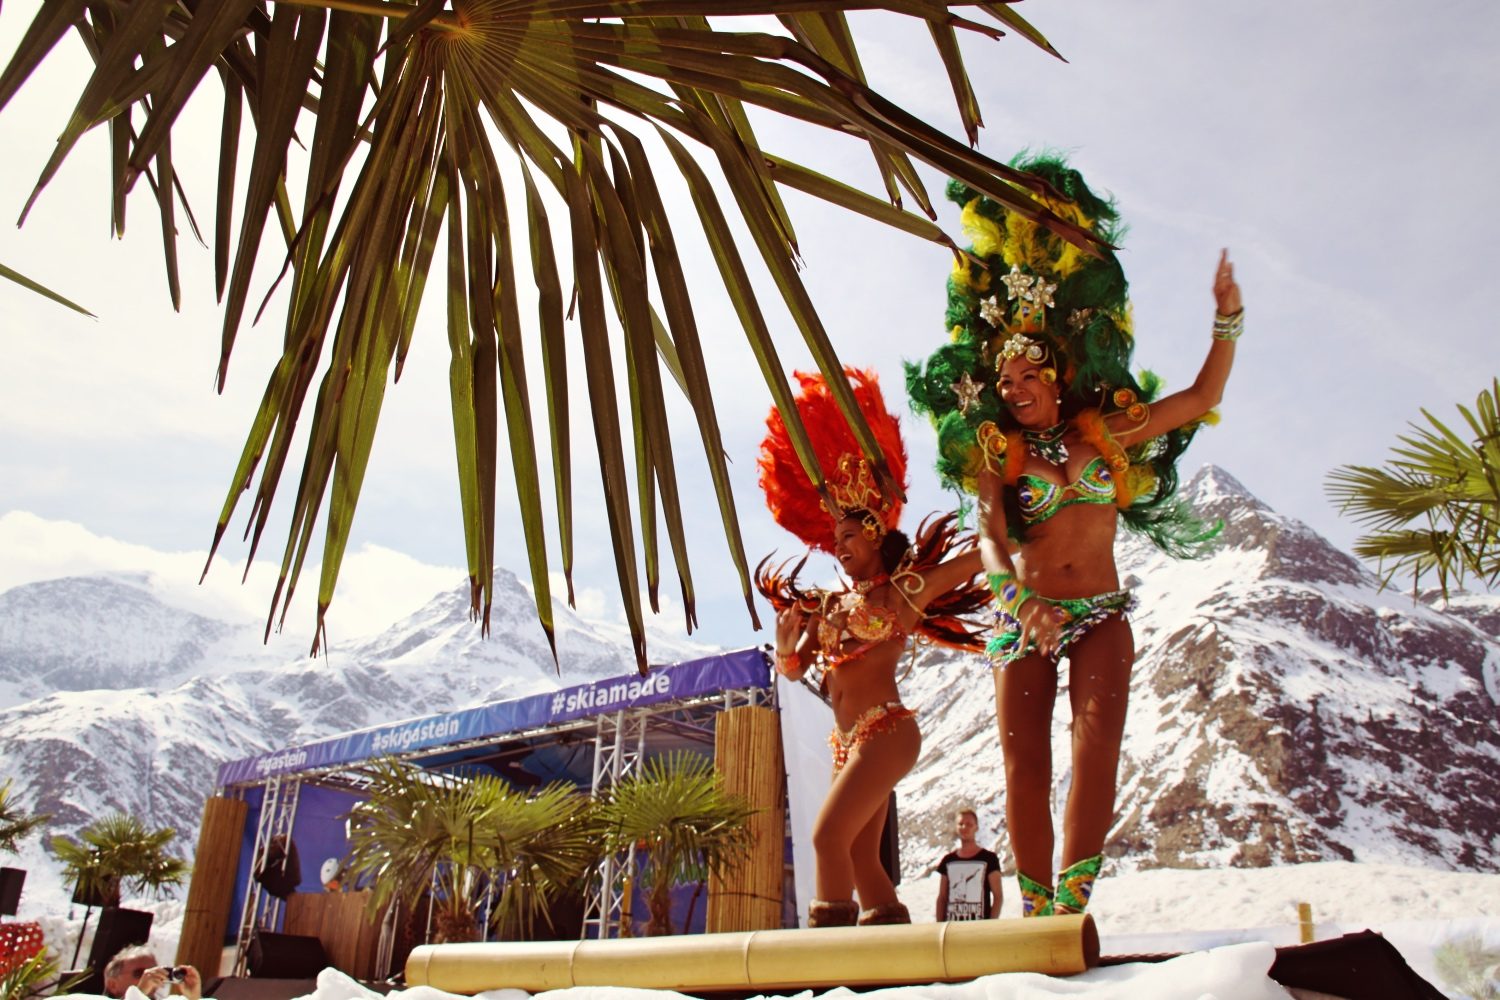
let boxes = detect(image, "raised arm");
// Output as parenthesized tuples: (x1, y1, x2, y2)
(1112, 249, 1243, 447)
(773, 602, 820, 680)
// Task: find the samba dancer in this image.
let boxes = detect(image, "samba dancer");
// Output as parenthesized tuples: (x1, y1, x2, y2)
(757, 369, 988, 927)
(908, 156, 1242, 916)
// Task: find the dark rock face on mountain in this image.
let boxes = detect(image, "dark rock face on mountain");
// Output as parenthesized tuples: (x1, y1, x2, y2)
(901, 466, 1500, 876)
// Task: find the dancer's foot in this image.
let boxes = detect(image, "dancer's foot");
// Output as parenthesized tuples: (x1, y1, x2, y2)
(857, 902, 911, 925)
(1054, 854, 1103, 915)
(1017, 871, 1055, 917)
(807, 899, 859, 927)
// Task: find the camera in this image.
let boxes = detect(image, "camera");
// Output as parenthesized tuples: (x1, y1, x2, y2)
(164, 968, 187, 983)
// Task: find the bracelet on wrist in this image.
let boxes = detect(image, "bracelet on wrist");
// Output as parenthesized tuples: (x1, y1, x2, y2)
(775, 650, 800, 676)
(1212, 309, 1244, 342)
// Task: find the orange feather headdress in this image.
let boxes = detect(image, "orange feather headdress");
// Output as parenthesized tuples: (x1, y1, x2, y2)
(757, 369, 908, 553)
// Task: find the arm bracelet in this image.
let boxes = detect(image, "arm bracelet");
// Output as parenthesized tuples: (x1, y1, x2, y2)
(986, 571, 1035, 618)
(775, 650, 801, 677)
(1212, 309, 1244, 341)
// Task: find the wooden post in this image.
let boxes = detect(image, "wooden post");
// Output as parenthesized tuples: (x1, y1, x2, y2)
(708, 706, 784, 933)
(175, 796, 248, 976)
(1296, 901, 1314, 943)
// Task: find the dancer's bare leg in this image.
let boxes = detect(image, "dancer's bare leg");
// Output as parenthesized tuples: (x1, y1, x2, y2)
(1061, 616, 1134, 866)
(812, 716, 920, 903)
(995, 654, 1059, 881)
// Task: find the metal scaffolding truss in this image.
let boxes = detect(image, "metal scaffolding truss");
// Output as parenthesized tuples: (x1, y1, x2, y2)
(231, 773, 302, 975)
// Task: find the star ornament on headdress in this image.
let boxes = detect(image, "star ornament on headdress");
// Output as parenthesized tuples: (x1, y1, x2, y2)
(951, 371, 983, 414)
(979, 294, 1006, 328)
(1000, 333, 1048, 364)
(1001, 264, 1033, 301)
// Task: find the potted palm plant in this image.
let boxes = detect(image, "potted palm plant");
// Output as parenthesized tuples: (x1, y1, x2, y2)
(51, 814, 188, 910)
(594, 751, 755, 936)
(343, 757, 597, 943)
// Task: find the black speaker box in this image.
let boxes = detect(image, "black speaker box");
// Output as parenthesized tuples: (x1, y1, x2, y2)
(0, 867, 23, 915)
(75, 906, 154, 995)
(247, 932, 328, 979)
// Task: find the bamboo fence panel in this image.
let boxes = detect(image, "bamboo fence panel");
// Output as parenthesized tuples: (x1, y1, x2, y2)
(175, 796, 248, 976)
(708, 705, 784, 933)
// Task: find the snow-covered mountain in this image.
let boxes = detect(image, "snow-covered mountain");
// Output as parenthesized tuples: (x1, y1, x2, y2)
(0, 558, 713, 909)
(900, 466, 1500, 877)
(2, 466, 1497, 915)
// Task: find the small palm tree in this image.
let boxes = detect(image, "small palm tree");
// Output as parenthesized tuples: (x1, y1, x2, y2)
(1327, 377, 1500, 598)
(50, 814, 189, 908)
(594, 751, 754, 936)
(343, 757, 596, 942)
(0, 780, 49, 856)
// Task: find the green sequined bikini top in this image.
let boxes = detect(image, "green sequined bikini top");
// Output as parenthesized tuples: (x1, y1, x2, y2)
(1017, 455, 1117, 525)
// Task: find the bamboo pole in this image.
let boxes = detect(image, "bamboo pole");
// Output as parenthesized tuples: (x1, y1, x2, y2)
(407, 915, 1100, 994)
(708, 706, 784, 933)
(175, 797, 249, 977)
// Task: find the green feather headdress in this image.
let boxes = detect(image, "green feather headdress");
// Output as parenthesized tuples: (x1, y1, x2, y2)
(905, 152, 1219, 557)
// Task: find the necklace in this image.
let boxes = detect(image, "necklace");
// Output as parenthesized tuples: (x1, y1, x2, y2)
(851, 573, 888, 595)
(1022, 422, 1069, 465)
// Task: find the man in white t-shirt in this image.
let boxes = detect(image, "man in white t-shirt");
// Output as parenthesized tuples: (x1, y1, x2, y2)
(934, 808, 1002, 920)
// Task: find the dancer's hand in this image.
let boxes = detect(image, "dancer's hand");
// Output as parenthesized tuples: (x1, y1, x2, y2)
(775, 606, 808, 677)
(1018, 599, 1065, 659)
(1213, 249, 1242, 316)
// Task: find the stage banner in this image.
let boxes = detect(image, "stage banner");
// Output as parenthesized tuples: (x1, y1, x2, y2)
(217, 647, 770, 787)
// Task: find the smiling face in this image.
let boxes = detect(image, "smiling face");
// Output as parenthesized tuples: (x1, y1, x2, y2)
(833, 513, 884, 581)
(997, 355, 1062, 429)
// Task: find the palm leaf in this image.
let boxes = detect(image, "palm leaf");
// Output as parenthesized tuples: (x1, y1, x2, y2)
(1, 0, 1101, 670)
(1327, 377, 1500, 597)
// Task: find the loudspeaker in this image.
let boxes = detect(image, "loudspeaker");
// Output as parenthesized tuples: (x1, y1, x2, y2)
(70, 877, 113, 909)
(0, 868, 23, 916)
(253, 836, 302, 900)
(76, 907, 154, 995)
(247, 931, 327, 979)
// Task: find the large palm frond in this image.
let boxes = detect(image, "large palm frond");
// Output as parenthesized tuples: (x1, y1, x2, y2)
(0, 0, 1104, 670)
(1326, 377, 1500, 598)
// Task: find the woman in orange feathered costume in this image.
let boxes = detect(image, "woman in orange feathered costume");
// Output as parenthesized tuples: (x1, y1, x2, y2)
(757, 368, 989, 927)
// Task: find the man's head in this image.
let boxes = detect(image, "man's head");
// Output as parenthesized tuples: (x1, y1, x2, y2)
(955, 808, 979, 846)
(103, 946, 157, 998)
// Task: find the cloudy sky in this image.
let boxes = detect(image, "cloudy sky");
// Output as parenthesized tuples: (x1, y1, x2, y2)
(2, 1, 1496, 658)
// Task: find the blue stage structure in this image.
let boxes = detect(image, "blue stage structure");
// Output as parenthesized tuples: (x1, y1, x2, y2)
(214, 648, 778, 976)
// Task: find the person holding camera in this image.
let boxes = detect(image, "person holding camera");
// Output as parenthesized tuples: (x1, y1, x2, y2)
(102, 947, 200, 1000)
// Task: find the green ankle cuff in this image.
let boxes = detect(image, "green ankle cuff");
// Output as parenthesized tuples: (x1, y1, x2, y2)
(1016, 871, 1054, 917)
(1054, 854, 1103, 914)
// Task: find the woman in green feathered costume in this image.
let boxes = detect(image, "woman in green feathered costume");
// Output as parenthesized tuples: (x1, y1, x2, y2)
(907, 153, 1244, 918)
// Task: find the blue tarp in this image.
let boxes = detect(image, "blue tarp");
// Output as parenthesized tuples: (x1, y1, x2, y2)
(217, 648, 770, 787)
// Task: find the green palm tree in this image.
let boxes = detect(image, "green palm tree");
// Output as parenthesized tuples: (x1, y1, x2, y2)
(1326, 377, 1500, 598)
(594, 750, 753, 936)
(342, 757, 597, 942)
(0, 2, 1104, 667)
(0, 779, 49, 856)
(50, 813, 189, 907)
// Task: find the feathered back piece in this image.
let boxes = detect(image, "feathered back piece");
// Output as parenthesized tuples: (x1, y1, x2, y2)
(758, 368, 908, 553)
(905, 152, 1218, 557)
(754, 512, 989, 654)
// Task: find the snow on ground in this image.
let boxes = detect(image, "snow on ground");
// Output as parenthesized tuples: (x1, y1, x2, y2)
(19, 862, 1500, 1000)
(898, 861, 1500, 937)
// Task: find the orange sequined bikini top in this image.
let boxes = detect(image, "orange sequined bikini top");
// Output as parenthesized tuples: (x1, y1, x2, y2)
(816, 578, 911, 670)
